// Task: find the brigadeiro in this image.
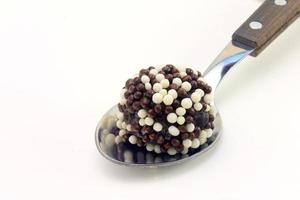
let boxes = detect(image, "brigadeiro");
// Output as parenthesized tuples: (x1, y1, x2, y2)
(114, 65, 216, 155)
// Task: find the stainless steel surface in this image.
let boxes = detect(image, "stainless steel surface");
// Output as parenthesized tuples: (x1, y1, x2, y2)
(203, 42, 253, 93)
(95, 105, 221, 168)
(95, 42, 253, 167)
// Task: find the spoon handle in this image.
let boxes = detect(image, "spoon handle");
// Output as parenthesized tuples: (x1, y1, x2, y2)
(232, 0, 300, 57)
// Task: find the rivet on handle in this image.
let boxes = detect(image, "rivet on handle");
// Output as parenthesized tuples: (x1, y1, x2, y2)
(249, 21, 263, 30)
(274, 0, 287, 6)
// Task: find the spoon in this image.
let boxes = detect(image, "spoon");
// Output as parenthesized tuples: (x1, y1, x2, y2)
(96, 0, 300, 167)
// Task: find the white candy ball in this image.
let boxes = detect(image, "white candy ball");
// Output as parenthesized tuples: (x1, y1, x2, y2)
(115, 135, 123, 144)
(168, 89, 178, 99)
(204, 94, 213, 103)
(206, 128, 213, 138)
(168, 126, 180, 136)
(126, 124, 132, 131)
(172, 77, 182, 86)
(139, 119, 145, 126)
(160, 79, 170, 89)
(199, 130, 208, 144)
(177, 116, 185, 125)
(183, 139, 192, 148)
(138, 109, 147, 118)
(154, 145, 161, 154)
(116, 111, 124, 120)
(105, 133, 115, 146)
(197, 77, 205, 82)
(129, 135, 137, 144)
(145, 82, 152, 90)
(176, 107, 186, 116)
(167, 147, 177, 156)
(194, 102, 203, 111)
(192, 69, 198, 75)
(181, 98, 193, 109)
(167, 113, 177, 124)
(149, 68, 158, 75)
(124, 150, 133, 163)
(186, 123, 195, 132)
(153, 122, 163, 132)
(200, 136, 207, 145)
(195, 88, 205, 97)
(163, 94, 174, 106)
(181, 148, 189, 155)
(181, 81, 192, 92)
(159, 89, 168, 96)
(146, 143, 154, 151)
(152, 93, 163, 104)
(191, 138, 200, 148)
(119, 129, 126, 136)
(145, 117, 154, 126)
(121, 122, 127, 129)
(153, 83, 163, 92)
(156, 73, 165, 82)
(180, 72, 187, 78)
(205, 105, 211, 112)
(209, 105, 217, 117)
(191, 92, 201, 103)
(116, 120, 123, 129)
(141, 75, 150, 83)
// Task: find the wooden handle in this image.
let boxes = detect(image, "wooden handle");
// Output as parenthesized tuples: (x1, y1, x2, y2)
(232, 0, 300, 56)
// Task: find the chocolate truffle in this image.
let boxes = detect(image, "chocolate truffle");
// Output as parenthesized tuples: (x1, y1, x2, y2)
(114, 65, 215, 155)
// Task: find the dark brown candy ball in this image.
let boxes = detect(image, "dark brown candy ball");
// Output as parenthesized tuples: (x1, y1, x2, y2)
(133, 77, 141, 85)
(136, 83, 145, 92)
(139, 69, 149, 76)
(191, 80, 198, 89)
(141, 126, 152, 135)
(186, 116, 194, 123)
(186, 68, 194, 75)
(164, 106, 173, 114)
(156, 135, 165, 144)
(169, 83, 178, 90)
(148, 133, 157, 142)
(194, 112, 210, 129)
(171, 138, 180, 147)
(178, 88, 188, 98)
(172, 100, 181, 108)
(141, 97, 150, 107)
(178, 125, 186, 133)
(148, 109, 156, 117)
(181, 132, 189, 140)
(165, 74, 173, 81)
(132, 101, 141, 111)
(163, 142, 171, 150)
(125, 79, 134, 88)
(162, 65, 172, 73)
(182, 75, 192, 82)
(175, 144, 184, 152)
(127, 95, 134, 105)
(128, 85, 136, 94)
(154, 104, 162, 113)
(134, 91, 142, 100)
(145, 90, 155, 98)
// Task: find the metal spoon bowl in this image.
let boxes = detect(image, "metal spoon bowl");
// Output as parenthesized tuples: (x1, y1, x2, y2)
(95, 105, 222, 168)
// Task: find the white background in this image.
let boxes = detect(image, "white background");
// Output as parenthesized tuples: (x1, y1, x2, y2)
(0, 0, 299, 199)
